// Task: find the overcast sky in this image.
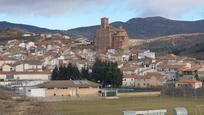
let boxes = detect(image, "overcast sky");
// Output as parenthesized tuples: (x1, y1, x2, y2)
(0, 0, 204, 29)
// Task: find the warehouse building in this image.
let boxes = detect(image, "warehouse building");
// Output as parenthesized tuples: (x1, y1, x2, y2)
(26, 80, 101, 97)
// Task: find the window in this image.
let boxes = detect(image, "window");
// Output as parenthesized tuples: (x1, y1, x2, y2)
(6, 74, 14, 79)
(48, 88, 54, 89)
(131, 79, 133, 81)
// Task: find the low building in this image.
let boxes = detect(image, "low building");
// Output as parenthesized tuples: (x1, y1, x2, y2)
(26, 80, 101, 97)
(175, 79, 202, 89)
(122, 109, 167, 115)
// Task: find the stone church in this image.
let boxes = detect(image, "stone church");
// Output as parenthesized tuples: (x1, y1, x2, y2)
(96, 18, 129, 53)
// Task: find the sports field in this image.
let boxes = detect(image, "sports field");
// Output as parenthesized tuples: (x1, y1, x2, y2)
(53, 96, 204, 115)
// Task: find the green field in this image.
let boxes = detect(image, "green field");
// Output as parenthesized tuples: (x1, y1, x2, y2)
(53, 96, 204, 115)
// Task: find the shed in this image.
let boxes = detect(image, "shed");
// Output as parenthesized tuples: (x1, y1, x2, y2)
(122, 109, 167, 115)
(101, 89, 117, 97)
(173, 107, 188, 115)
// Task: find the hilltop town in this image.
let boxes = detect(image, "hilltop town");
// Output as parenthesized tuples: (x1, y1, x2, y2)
(1, 18, 204, 115)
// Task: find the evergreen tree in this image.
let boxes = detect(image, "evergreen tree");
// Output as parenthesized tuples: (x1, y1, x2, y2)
(71, 64, 81, 80)
(81, 66, 90, 80)
(51, 63, 82, 80)
(66, 63, 73, 80)
(91, 59, 123, 88)
(58, 65, 66, 80)
(51, 66, 59, 80)
(51, 60, 123, 87)
(194, 70, 200, 81)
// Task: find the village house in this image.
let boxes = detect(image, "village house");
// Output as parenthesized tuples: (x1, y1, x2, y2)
(129, 49, 144, 61)
(141, 57, 156, 69)
(157, 60, 203, 80)
(7, 39, 19, 48)
(1, 64, 16, 72)
(0, 45, 7, 52)
(122, 66, 144, 75)
(22, 60, 43, 72)
(175, 79, 202, 89)
(0, 56, 17, 66)
(0, 60, 50, 80)
(122, 72, 167, 88)
(22, 33, 33, 37)
(198, 66, 204, 80)
(157, 62, 187, 78)
(138, 50, 155, 60)
(178, 64, 201, 79)
(26, 80, 101, 97)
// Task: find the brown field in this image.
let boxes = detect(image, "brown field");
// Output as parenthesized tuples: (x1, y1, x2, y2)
(52, 96, 204, 115)
(0, 89, 55, 115)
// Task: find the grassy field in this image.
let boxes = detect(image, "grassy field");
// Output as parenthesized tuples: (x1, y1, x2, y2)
(53, 96, 204, 115)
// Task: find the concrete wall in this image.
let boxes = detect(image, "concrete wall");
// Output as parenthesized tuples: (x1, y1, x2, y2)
(45, 88, 70, 97)
(118, 92, 161, 97)
(77, 87, 99, 96)
(30, 88, 45, 97)
(44, 87, 99, 97)
(14, 74, 50, 80)
(0, 74, 6, 80)
(176, 82, 202, 89)
(123, 78, 135, 87)
(15, 64, 24, 72)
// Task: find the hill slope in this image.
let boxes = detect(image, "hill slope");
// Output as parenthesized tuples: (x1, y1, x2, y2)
(0, 21, 54, 33)
(136, 33, 204, 59)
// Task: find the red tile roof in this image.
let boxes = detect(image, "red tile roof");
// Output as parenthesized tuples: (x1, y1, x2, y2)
(178, 65, 201, 72)
(123, 66, 142, 71)
(176, 79, 201, 84)
(158, 64, 185, 70)
(123, 74, 144, 79)
(0, 56, 17, 61)
(0, 71, 51, 75)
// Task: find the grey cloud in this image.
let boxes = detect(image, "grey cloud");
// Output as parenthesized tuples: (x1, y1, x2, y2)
(0, 0, 109, 16)
(128, 0, 204, 18)
(0, 0, 203, 18)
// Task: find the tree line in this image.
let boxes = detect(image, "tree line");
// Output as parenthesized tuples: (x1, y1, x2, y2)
(51, 59, 123, 87)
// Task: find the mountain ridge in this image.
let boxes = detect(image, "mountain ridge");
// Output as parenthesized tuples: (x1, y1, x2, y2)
(1, 16, 204, 39)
